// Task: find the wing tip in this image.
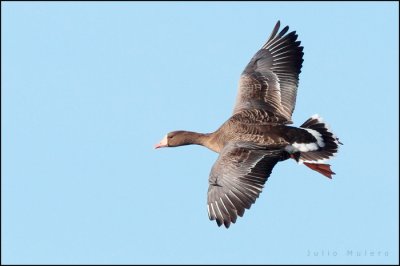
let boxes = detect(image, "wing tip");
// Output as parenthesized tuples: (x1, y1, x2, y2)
(207, 202, 237, 228)
(275, 20, 281, 29)
(266, 20, 282, 44)
(264, 21, 299, 49)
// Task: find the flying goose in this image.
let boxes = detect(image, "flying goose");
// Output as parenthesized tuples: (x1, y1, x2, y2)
(155, 21, 342, 228)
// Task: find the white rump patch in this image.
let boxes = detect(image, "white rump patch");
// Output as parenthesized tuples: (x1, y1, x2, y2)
(285, 142, 319, 153)
(292, 142, 319, 152)
(284, 145, 297, 153)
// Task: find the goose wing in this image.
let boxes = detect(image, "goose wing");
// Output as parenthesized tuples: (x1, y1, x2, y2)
(233, 21, 304, 124)
(207, 142, 287, 228)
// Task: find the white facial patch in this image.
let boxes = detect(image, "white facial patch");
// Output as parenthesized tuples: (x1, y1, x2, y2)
(154, 134, 169, 149)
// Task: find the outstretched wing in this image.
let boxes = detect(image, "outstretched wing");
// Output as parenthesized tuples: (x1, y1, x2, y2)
(233, 21, 304, 123)
(207, 142, 287, 228)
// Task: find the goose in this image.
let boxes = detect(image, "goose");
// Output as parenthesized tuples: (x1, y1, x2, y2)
(155, 21, 342, 228)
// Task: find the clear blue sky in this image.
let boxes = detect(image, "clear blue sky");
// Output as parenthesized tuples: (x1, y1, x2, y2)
(2, 2, 399, 264)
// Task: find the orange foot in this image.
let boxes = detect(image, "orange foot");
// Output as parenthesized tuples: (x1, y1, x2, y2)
(303, 162, 335, 179)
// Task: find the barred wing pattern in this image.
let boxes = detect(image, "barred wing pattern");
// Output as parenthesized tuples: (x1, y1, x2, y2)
(233, 21, 304, 123)
(207, 143, 287, 228)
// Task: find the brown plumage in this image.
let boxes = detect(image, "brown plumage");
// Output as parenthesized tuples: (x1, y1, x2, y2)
(155, 21, 342, 228)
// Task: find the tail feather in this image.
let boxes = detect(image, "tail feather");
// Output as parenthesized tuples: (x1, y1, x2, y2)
(299, 114, 342, 164)
(298, 114, 341, 178)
